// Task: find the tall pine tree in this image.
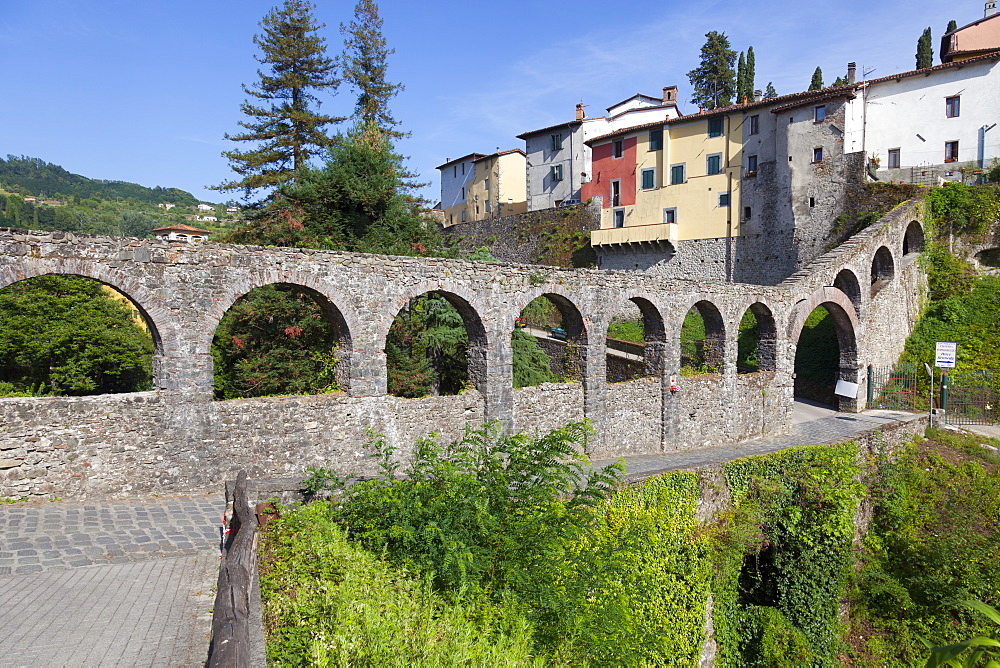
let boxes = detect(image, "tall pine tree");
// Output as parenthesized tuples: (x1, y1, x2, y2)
(916, 27, 934, 69)
(745, 46, 756, 101)
(764, 82, 778, 99)
(736, 52, 746, 103)
(213, 0, 343, 201)
(341, 0, 404, 139)
(687, 31, 737, 109)
(809, 66, 824, 91)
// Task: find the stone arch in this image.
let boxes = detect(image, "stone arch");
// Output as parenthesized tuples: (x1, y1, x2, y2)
(383, 287, 490, 396)
(870, 246, 895, 297)
(833, 268, 862, 316)
(787, 288, 860, 410)
(0, 259, 167, 356)
(902, 220, 925, 256)
(206, 273, 358, 393)
(512, 288, 590, 383)
(605, 294, 668, 379)
(677, 298, 726, 373)
(737, 301, 778, 373)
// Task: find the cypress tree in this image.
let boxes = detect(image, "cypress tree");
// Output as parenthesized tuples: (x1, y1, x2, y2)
(764, 82, 778, 99)
(687, 31, 737, 109)
(745, 46, 756, 101)
(213, 0, 344, 201)
(736, 51, 746, 103)
(946, 19, 958, 33)
(916, 27, 934, 69)
(341, 0, 405, 140)
(809, 67, 824, 91)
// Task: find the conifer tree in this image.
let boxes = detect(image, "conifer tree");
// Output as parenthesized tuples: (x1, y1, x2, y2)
(745, 46, 756, 101)
(764, 82, 778, 99)
(916, 27, 934, 69)
(736, 51, 746, 103)
(946, 19, 958, 33)
(213, 0, 343, 201)
(809, 67, 824, 91)
(687, 31, 737, 109)
(341, 0, 404, 139)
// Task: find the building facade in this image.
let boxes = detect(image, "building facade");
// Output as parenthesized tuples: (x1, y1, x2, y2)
(437, 150, 527, 226)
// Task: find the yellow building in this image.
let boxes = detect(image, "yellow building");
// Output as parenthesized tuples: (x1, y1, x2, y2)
(437, 149, 527, 225)
(585, 109, 742, 248)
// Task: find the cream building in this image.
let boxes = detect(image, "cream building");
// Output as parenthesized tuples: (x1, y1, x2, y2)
(437, 149, 526, 226)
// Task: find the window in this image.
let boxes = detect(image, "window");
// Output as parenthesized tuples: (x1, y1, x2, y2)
(718, 192, 730, 207)
(744, 206, 752, 219)
(809, 197, 816, 208)
(449, 214, 453, 225)
(613, 208, 625, 227)
(663, 208, 676, 224)
(485, 178, 491, 191)
(461, 209, 467, 222)
(813, 147, 824, 163)
(946, 96, 960, 118)
(550, 165, 563, 181)
(707, 154, 722, 175)
(888, 148, 900, 169)
(708, 117, 724, 137)
(641, 168, 656, 189)
(746, 154, 758, 175)
(814, 105, 826, 122)
(453, 166, 457, 177)
(461, 186, 465, 200)
(649, 129, 663, 150)
(485, 200, 492, 213)
(551, 133, 563, 151)
(508, 199, 513, 211)
(610, 179, 621, 207)
(945, 140, 959, 162)
(749, 115, 759, 135)
(475, 203, 480, 216)
(670, 164, 685, 185)
(461, 163, 465, 175)
(612, 139, 623, 159)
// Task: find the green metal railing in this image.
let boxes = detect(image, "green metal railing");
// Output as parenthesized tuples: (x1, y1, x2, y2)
(942, 370, 999, 426)
(867, 364, 922, 411)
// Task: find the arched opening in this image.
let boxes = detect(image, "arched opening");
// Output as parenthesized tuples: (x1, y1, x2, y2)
(793, 303, 857, 409)
(385, 291, 486, 398)
(974, 247, 1000, 271)
(833, 269, 862, 316)
(0, 274, 156, 396)
(512, 293, 587, 388)
(212, 283, 350, 400)
(737, 303, 777, 374)
(870, 246, 895, 297)
(680, 300, 725, 375)
(605, 297, 667, 382)
(902, 220, 925, 256)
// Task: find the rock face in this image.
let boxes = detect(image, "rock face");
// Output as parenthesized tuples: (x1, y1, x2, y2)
(0, 199, 925, 500)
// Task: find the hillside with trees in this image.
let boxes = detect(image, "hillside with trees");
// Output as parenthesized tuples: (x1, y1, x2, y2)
(0, 155, 201, 206)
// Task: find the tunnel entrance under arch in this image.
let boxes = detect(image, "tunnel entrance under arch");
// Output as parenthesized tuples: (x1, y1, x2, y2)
(793, 303, 857, 409)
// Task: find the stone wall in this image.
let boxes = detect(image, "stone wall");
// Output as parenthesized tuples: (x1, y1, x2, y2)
(0, 201, 927, 499)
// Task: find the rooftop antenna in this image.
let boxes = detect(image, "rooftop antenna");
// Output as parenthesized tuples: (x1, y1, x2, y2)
(862, 65, 877, 79)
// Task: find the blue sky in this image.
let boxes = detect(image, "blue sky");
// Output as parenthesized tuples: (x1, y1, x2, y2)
(0, 0, 976, 204)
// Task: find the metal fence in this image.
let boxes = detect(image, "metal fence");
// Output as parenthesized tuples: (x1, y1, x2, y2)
(867, 364, 922, 411)
(943, 370, 999, 426)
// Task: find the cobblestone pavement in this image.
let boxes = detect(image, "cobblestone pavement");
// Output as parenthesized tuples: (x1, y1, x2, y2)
(595, 405, 926, 479)
(0, 494, 223, 667)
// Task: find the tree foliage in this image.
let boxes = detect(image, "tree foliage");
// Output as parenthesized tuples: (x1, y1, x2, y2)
(764, 82, 778, 99)
(213, 0, 343, 200)
(211, 284, 340, 399)
(917, 27, 934, 69)
(744, 46, 756, 101)
(688, 31, 737, 109)
(0, 275, 153, 396)
(809, 66, 824, 91)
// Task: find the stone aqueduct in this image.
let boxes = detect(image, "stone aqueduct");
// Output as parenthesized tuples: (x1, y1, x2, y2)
(0, 200, 926, 500)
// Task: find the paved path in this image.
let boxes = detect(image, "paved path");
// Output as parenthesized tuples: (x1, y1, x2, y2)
(596, 402, 925, 479)
(0, 494, 223, 667)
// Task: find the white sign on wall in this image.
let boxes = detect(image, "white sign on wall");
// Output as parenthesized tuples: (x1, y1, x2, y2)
(935, 341, 957, 368)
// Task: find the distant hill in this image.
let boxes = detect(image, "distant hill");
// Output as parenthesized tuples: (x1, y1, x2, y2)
(0, 155, 203, 206)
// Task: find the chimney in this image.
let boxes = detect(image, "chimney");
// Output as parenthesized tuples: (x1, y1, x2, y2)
(847, 62, 857, 84)
(754, 89, 763, 102)
(662, 85, 678, 104)
(575, 103, 585, 121)
(987, 1, 998, 17)
(699, 106, 705, 114)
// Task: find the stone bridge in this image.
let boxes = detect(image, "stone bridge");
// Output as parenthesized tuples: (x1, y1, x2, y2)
(0, 200, 926, 500)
